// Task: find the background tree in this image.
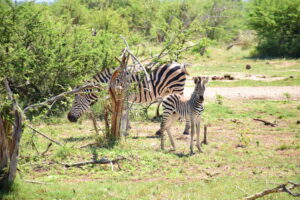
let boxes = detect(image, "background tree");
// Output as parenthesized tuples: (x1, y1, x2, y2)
(248, 0, 300, 57)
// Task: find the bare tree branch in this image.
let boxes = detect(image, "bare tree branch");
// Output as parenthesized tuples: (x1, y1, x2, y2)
(26, 124, 62, 146)
(243, 181, 300, 200)
(23, 83, 106, 114)
(120, 35, 151, 91)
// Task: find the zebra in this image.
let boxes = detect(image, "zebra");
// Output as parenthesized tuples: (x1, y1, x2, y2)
(67, 63, 191, 134)
(156, 76, 209, 154)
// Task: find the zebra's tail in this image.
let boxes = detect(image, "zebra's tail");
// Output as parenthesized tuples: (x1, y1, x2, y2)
(181, 63, 190, 75)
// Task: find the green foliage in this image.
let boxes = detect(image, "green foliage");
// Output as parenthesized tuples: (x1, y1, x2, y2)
(276, 143, 300, 151)
(0, 1, 122, 116)
(283, 92, 291, 103)
(237, 127, 251, 147)
(248, 0, 300, 58)
(215, 94, 224, 105)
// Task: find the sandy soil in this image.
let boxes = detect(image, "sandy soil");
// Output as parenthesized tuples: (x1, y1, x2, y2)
(184, 86, 300, 100)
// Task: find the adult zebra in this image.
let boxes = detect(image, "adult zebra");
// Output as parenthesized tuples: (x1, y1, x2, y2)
(67, 62, 191, 134)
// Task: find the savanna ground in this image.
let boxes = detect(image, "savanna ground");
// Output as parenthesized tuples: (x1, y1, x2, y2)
(1, 47, 300, 200)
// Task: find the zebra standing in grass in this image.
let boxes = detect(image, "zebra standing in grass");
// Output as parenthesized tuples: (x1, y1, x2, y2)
(67, 63, 190, 133)
(156, 76, 209, 154)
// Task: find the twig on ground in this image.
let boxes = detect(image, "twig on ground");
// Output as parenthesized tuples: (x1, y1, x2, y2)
(242, 181, 300, 200)
(26, 124, 62, 146)
(24, 180, 49, 184)
(31, 134, 40, 155)
(41, 143, 52, 156)
(78, 142, 98, 149)
(253, 118, 277, 127)
(62, 156, 126, 168)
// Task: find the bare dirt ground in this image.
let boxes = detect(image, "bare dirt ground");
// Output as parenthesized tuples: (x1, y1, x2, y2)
(184, 86, 300, 100)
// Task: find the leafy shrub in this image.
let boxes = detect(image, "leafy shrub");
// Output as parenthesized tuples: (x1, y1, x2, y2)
(248, 0, 300, 58)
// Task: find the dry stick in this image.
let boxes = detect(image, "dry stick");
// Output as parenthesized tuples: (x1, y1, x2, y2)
(63, 157, 126, 168)
(243, 181, 300, 200)
(253, 118, 277, 127)
(26, 124, 62, 146)
(41, 143, 52, 156)
(24, 180, 49, 184)
(120, 35, 151, 91)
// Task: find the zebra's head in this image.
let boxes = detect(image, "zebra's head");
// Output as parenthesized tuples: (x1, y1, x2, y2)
(67, 87, 98, 122)
(193, 76, 209, 98)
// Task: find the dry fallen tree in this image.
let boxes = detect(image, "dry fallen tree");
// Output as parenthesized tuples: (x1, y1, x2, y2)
(242, 181, 300, 200)
(0, 79, 23, 188)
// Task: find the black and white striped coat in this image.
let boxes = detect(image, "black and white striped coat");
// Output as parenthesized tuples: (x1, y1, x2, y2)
(156, 76, 209, 154)
(67, 62, 189, 123)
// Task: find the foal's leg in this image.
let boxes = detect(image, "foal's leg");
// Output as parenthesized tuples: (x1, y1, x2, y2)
(166, 114, 179, 151)
(159, 114, 173, 150)
(196, 118, 203, 153)
(183, 120, 190, 135)
(190, 119, 195, 155)
(166, 128, 175, 151)
(161, 129, 165, 150)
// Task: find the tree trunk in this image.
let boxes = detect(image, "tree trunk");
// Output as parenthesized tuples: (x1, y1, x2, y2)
(109, 53, 129, 141)
(0, 110, 22, 189)
(1, 79, 23, 190)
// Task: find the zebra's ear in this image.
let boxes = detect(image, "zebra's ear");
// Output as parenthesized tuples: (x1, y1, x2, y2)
(203, 77, 209, 84)
(193, 77, 201, 84)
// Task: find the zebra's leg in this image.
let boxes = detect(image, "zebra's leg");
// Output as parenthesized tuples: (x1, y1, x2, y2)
(166, 128, 175, 151)
(161, 129, 165, 150)
(166, 114, 179, 151)
(183, 120, 190, 135)
(196, 119, 203, 153)
(190, 119, 195, 155)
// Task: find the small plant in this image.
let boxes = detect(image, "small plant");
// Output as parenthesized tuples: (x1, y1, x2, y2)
(276, 143, 300, 151)
(283, 92, 291, 103)
(215, 94, 224, 105)
(237, 128, 251, 147)
(54, 146, 72, 160)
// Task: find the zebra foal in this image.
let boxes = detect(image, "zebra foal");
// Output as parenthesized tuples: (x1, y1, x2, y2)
(156, 76, 209, 154)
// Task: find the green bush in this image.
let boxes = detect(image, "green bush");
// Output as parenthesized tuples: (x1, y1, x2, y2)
(248, 0, 300, 58)
(0, 1, 122, 115)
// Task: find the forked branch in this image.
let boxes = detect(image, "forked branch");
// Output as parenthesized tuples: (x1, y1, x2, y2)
(242, 181, 300, 200)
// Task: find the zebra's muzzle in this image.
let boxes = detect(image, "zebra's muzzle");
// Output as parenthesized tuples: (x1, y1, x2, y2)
(67, 112, 78, 122)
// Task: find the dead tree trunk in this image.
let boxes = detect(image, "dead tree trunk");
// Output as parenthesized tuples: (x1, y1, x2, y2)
(109, 54, 129, 140)
(0, 79, 23, 190)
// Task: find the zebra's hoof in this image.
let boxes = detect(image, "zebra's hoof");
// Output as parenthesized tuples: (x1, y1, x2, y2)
(155, 130, 162, 136)
(190, 151, 195, 156)
(183, 131, 189, 135)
